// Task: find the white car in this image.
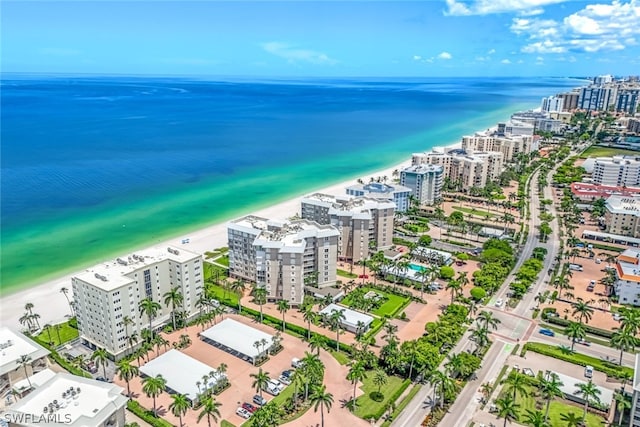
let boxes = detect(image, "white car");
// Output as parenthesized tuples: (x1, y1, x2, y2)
(495, 298, 504, 307)
(236, 407, 252, 419)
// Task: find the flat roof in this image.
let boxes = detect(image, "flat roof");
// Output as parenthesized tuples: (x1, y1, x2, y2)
(14, 368, 57, 393)
(582, 229, 640, 245)
(6, 372, 127, 427)
(319, 304, 374, 328)
(140, 349, 224, 400)
(0, 327, 50, 377)
(200, 318, 274, 359)
(553, 372, 613, 407)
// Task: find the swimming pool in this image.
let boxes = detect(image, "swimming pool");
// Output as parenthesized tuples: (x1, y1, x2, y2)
(409, 263, 426, 272)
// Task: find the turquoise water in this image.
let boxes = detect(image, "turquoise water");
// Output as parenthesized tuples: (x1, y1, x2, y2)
(409, 264, 426, 272)
(0, 76, 583, 295)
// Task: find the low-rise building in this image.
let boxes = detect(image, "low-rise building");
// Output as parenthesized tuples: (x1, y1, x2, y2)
(318, 304, 373, 334)
(570, 182, 640, 202)
(630, 354, 640, 426)
(399, 164, 443, 206)
(604, 195, 640, 237)
(614, 249, 640, 305)
(345, 182, 412, 212)
(4, 372, 127, 427)
(228, 216, 339, 304)
(300, 194, 394, 263)
(72, 246, 203, 359)
(0, 328, 50, 397)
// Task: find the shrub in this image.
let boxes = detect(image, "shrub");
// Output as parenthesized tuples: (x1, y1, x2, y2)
(127, 401, 174, 427)
(439, 266, 455, 280)
(469, 287, 486, 301)
(544, 316, 613, 339)
(370, 391, 384, 402)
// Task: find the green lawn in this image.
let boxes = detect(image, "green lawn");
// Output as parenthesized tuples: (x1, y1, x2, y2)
(500, 385, 606, 427)
(580, 146, 640, 158)
(329, 349, 351, 365)
(381, 384, 421, 427)
(337, 269, 358, 278)
(215, 255, 230, 267)
(353, 374, 407, 420)
(205, 283, 239, 307)
(36, 320, 79, 347)
(452, 206, 496, 218)
(341, 287, 411, 318)
(221, 421, 237, 427)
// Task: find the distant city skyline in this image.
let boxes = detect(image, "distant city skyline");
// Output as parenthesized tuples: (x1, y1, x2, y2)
(2, 0, 639, 77)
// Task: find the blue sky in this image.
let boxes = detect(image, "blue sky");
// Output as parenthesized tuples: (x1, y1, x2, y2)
(2, 0, 639, 77)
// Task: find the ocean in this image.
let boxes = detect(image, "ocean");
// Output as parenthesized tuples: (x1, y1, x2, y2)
(0, 75, 582, 295)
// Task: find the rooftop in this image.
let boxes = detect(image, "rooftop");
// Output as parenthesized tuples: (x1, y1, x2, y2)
(73, 245, 200, 291)
(0, 328, 50, 377)
(6, 372, 127, 427)
(605, 195, 640, 215)
(401, 164, 444, 174)
(200, 318, 274, 360)
(616, 248, 640, 283)
(319, 303, 374, 328)
(346, 182, 411, 195)
(140, 349, 225, 401)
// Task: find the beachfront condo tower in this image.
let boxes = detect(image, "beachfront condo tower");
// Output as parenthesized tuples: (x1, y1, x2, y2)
(300, 194, 395, 263)
(227, 216, 339, 305)
(399, 164, 444, 206)
(345, 182, 412, 212)
(72, 246, 203, 359)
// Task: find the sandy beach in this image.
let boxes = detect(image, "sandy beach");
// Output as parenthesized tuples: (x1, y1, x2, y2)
(1, 143, 467, 330)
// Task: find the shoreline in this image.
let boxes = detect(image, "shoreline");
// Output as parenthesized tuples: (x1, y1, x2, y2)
(2, 143, 467, 328)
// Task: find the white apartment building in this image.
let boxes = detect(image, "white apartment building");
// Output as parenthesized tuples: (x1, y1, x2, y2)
(592, 156, 640, 187)
(579, 86, 618, 111)
(5, 372, 128, 427)
(613, 249, 640, 306)
(604, 196, 640, 237)
(541, 96, 564, 113)
(412, 149, 503, 190)
(399, 164, 443, 205)
(461, 132, 533, 162)
(300, 194, 395, 263)
(631, 354, 640, 426)
(72, 246, 203, 359)
(228, 216, 339, 304)
(345, 182, 412, 212)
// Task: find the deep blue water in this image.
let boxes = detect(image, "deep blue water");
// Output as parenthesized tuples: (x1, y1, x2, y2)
(0, 75, 582, 292)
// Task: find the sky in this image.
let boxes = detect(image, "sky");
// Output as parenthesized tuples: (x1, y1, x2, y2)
(1, 0, 639, 77)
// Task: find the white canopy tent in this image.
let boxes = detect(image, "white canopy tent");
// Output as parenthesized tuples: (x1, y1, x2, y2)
(319, 304, 373, 333)
(200, 319, 274, 364)
(140, 349, 225, 403)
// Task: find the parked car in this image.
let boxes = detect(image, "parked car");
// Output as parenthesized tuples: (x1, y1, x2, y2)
(279, 371, 293, 385)
(253, 395, 267, 406)
(236, 407, 252, 419)
(584, 365, 593, 378)
(268, 379, 285, 392)
(586, 285, 595, 292)
(613, 313, 622, 321)
(291, 358, 304, 369)
(494, 299, 504, 308)
(539, 328, 555, 337)
(576, 338, 591, 346)
(242, 403, 258, 413)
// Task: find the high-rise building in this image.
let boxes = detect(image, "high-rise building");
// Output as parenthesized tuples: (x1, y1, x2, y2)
(461, 133, 533, 162)
(300, 194, 394, 263)
(541, 96, 564, 113)
(228, 216, 339, 304)
(616, 88, 640, 114)
(592, 156, 640, 187)
(558, 91, 580, 111)
(579, 86, 618, 111)
(594, 74, 614, 85)
(413, 149, 503, 190)
(604, 196, 640, 237)
(399, 164, 443, 206)
(345, 182, 412, 212)
(72, 246, 203, 359)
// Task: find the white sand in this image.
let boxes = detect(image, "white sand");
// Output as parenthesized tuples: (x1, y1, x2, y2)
(0, 143, 459, 330)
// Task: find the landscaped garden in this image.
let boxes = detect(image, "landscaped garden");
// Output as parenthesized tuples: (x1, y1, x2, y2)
(341, 286, 411, 318)
(579, 146, 640, 158)
(353, 373, 409, 420)
(35, 319, 79, 347)
(452, 205, 496, 218)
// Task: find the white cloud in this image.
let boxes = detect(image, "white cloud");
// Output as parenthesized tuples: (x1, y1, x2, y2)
(512, 0, 640, 54)
(475, 56, 489, 61)
(413, 55, 422, 61)
(437, 51, 453, 60)
(444, 0, 568, 16)
(261, 42, 337, 65)
(487, 49, 496, 54)
(501, 59, 512, 64)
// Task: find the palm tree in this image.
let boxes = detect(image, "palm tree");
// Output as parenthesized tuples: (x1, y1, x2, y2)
(534, 291, 549, 309)
(163, 287, 184, 331)
(139, 297, 162, 333)
(24, 303, 40, 329)
(310, 384, 334, 427)
(250, 368, 270, 398)
(575, 380, 601, 423)
(504, 371, 528, 401)
(253, 287, 267, 323)
(477, 310, 501, 331)
(614, 391, 631, 427)
(427, 370, 455, 409)
(470, 327, 490, 353)
(42, 323, 53, 345)
(523, 409, 549, 427)
(197, 395, 222, 427)
(611, 328, 636, 365)
(169, 393, 191, 427)
(495, 395, 520, 427)
(329, 309, 346, 351)
(346, 362, 367, 410)
(572, 299, 594, 325)
(559, 411, 582, 427)
(302, 305, 317, 341)
(277, 299, 290, 331)
(539, 372, 564, 422)
(229, 279, 246, 312)
(91, 348, 110, 380)
(445, 278, 462, 304)
(372, 368, 387, 395)
(60, 287, 75, 316)
(115, 359, 139, 397)
(17, 355, 32, 387)
(565, 321, 586, 351)
(142, 374, 167, 417)
(620, 307, 640, 336)
(309, 334, 325, 355)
